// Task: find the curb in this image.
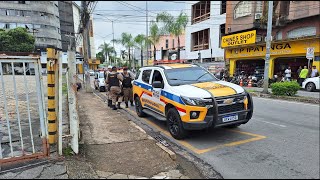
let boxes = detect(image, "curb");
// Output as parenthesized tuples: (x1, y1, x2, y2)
(249, 91, 320, 104)
(156, 142, 177, 161)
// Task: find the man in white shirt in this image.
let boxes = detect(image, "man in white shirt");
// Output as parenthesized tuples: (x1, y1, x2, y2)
(284, 66, 291, 81)
(311, 66, 319, 77)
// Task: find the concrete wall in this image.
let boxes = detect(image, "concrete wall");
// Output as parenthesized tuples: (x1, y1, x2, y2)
(0, 1, 62, 49)
(288, 1, 320, 20)
(185, 1, 225, 61)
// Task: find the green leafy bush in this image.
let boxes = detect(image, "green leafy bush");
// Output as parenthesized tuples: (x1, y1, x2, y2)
(0, 27, 35, 52)
(270, 81, 300, 96)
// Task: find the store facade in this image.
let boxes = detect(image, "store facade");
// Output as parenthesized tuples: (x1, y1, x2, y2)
(225, 37, 320, 79)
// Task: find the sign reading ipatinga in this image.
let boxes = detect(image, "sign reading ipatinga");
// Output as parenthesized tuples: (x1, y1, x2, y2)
(221, 30, 256, 48)
(225, 38, 320, 59)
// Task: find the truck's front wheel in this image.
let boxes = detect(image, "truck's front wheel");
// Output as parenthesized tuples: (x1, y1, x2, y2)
(166, 108, 188, 140)
(135, 96, 146, 117)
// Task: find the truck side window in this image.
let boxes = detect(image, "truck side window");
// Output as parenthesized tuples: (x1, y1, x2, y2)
(142, 70, 152, 84)
(152, 70, 164, 84)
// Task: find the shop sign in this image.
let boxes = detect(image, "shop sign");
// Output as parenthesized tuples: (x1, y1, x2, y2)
(306, 47, 315, 59)
(221, 30, 256, 48)
(225, 38, 320, 59)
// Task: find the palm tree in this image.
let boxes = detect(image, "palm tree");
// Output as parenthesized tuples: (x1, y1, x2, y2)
(147, 21, 161, 62)
(134, 34, 147, 67)
(98, 42, 116, 64)
(112, 33, 135, 68)
(156, 12, 188, 60)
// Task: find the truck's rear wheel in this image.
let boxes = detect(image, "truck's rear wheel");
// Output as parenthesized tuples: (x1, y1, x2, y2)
(166, 108, 188, 140)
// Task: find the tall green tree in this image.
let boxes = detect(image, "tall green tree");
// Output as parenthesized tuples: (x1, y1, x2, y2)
(96, 51, 105, 64)
(98, 42, 115, 64)
(134, 34, 147, 67)
(112, 33, 135, 68)
(147, 21, 161, 61)
(156, 12, 188, 60)
(0, 27, 35, 52)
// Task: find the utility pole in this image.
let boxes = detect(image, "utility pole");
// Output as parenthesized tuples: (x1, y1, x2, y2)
(262, 1, 273, 94)
(112, 21, 115, 66)
(144, 1, 148, 67)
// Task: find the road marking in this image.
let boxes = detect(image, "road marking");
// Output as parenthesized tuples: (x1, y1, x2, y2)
(253, 97, 320, 107)
(255, 119, 287, 127)
(125, 107, 267, 154)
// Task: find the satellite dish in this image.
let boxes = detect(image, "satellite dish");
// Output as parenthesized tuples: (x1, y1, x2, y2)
(171, 54, 177, 60)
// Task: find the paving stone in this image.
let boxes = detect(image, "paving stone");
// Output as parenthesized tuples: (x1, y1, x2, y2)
(0, 172, 18, 179)
(96, 171, 114, 178)
(15, 165, 44, 179)
(128, 175, 148, 179)
(107, 173, 129, 179)
(151, 175, 167, 179)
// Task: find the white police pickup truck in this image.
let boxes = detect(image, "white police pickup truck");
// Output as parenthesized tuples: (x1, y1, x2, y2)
(132, 63, 253, 139)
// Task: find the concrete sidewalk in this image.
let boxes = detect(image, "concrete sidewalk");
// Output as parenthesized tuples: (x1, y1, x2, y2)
(65, 88, 203, 179)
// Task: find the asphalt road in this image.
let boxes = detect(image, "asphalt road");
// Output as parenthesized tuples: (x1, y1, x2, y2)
(87, 75, 319, 179)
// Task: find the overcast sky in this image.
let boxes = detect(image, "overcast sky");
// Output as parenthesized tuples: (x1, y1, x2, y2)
(76, 1, 189, 56)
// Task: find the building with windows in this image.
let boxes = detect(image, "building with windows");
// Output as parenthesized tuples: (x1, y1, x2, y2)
(185, 1, 226, 63)
(0, 1, 62, 50)
(224, 1, 320, 79)
(147, 34, 186, 65)
(58, 1, 75, 52)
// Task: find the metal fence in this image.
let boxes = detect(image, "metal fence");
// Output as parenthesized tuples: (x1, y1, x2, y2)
(0, 56, 48, 164)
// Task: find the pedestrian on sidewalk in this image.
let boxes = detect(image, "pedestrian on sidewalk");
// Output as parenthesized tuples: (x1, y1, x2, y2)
(297, 66, 302, 84)
(311, 65, 319, 78)
(105, 65, 113, 107)
(106, 66, 123, 110)
(284, 66, 291, 81)
(299, 66, 309, 86)
(121, 67, 134, 108)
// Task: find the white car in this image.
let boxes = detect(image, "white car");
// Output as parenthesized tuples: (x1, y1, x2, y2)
(132, 63, 253, 139)
(89, 70, 95, 76)
(302, 76, 320, 92)
(94, 71, 106, 92)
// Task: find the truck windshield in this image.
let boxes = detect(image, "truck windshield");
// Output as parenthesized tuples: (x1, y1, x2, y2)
(165, 67, 218, 86)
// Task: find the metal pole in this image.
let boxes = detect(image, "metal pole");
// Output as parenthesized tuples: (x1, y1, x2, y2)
(144, 1, 148, 67)
(210, 37, 213, 62)
(112, 21, 115, 66)
(262, 1, 273, 94)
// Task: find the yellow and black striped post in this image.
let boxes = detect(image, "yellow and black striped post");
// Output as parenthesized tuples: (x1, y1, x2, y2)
(47, 48, 57, 144)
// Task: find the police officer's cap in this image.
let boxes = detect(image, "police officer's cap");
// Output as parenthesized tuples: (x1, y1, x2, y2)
(108, 65, 112, 69)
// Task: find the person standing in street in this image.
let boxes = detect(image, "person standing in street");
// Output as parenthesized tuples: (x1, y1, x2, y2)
(106, 66, 123, 110)
(284, 66, 292, 81)
(311, 65, 319, 77)
(297, 66, 302, 83)
(121, 67, 134, 108)
(105, 65, 113, 107)
(299, 66, 309, 86)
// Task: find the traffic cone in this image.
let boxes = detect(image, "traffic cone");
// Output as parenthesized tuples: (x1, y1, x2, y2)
(240, 79, 243, 86)
(248, 79, 252, 87)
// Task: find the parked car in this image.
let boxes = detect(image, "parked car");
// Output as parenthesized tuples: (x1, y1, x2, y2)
(89, 69, 95, 76)
(94, 71, 106, 92)
(132, 63, 253, 140)
(302, 76, 320, 92)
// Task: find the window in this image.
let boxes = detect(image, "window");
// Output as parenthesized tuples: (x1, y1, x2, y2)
(221, 1, 226, 14)
(0, 9, 6, 16)
(219, 24, 225, 47)
(255, 1, 263, 13)
(9, 23, 17, 29)
(234, 1, 252, 19)
(165, 39, 168, 49)
(152, 70, 164, 87)
(172, 39, 175, 49)
(192, 1, 210, 24)
(142, 69, 152, 84)
(16, 10, 23, 16)
(287, 27, 316, 39)
(7, 9, 16, 16)
(135, 70, 141, 80)
(191, 28, 210, 51)
(24, 10, 32, 17)
(18, 1, 26, 4)
(276, 31, 282, 40)
(0, 22, 5, 29)
(34, 24, 41, 29)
